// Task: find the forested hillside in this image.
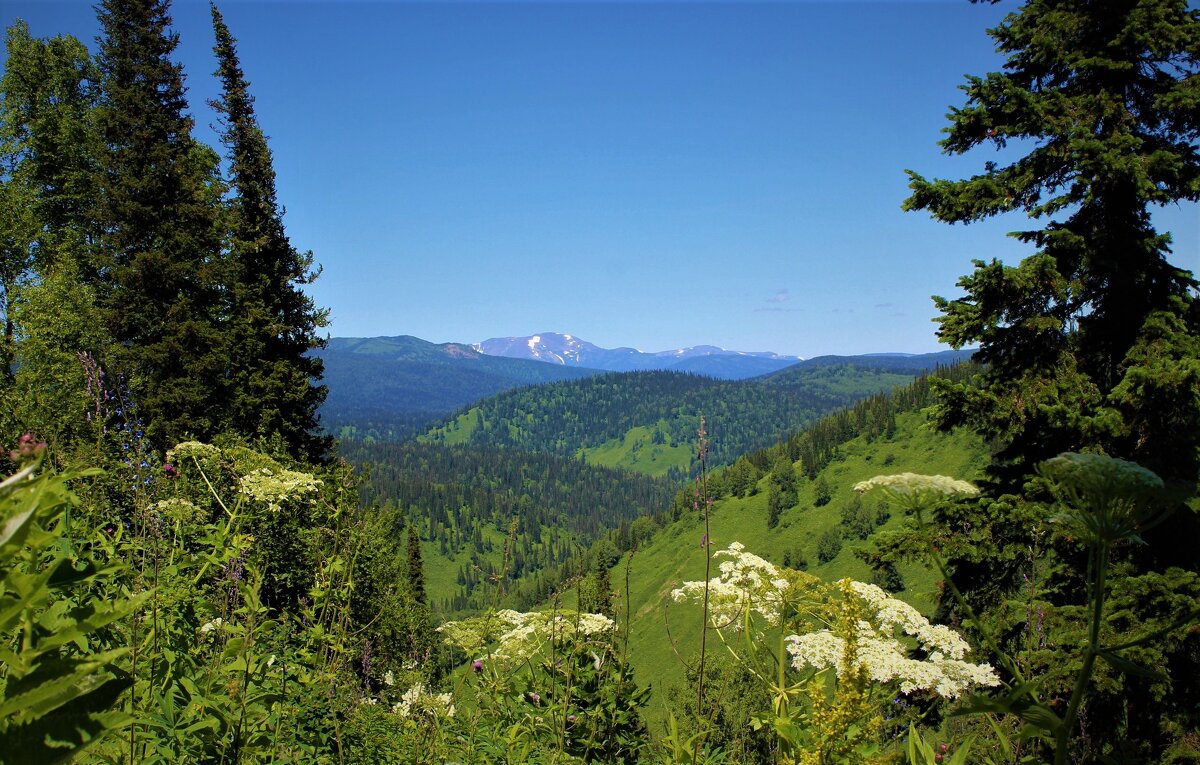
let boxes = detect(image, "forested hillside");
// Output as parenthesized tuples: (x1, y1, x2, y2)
(319, 335, 599, 440)
(420, 360, 957, 479)
(341, 440, 675, 614)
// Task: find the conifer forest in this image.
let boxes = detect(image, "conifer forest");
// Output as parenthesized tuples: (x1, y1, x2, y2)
(0, 1, 1197, 763)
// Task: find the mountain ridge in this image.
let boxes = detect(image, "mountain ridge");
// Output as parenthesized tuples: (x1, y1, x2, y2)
(474, 331, 802, 379)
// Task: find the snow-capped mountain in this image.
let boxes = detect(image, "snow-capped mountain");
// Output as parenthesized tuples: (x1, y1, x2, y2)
(473, 332, 802, 380)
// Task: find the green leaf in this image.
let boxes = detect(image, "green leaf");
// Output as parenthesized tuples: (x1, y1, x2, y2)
(0, 672, 131, 765)
(1097, 648, 1167, 681)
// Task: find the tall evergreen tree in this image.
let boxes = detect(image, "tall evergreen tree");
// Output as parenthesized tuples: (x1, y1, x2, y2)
(94, 0, 229, 449)
(906, 0, 1200, 488)
(902, 1, 1200, 759)
(406, 525, 427, 605)
(209, 3, 330, 462)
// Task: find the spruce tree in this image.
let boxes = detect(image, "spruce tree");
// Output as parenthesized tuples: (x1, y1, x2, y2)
(903, 1, 1200, 758)
(906, 0, 1200, 488)
(406, 525, 427, 605)
(93, 0, 229, 449)
(209, 3, 330, 462)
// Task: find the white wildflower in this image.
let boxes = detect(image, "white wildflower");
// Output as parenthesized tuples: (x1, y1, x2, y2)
(849, 474, 979, 508)
(152, 497, 201, 523)
(199, 617, 224, 634)
(383, 670, 395, 687)
(168, 441, 223, 463)
(239, 467, 322, 512)
(392, 682, 454, 719)
(784, 578, 999, 699)
(440, 609, 615, 663)
(671, 542, 793, 627)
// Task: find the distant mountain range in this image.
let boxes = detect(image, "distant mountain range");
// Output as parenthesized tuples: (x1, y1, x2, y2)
(317, 332, 974, 442)
(317, 335, 596, 439)
(475, 332, 802, 379)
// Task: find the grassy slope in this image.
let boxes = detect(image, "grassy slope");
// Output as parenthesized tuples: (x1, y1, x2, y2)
(613, 410, 988, 723)
(578, 424, 693, 477)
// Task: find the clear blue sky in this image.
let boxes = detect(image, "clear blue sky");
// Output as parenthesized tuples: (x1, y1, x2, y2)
(7, 1, 1197, 357)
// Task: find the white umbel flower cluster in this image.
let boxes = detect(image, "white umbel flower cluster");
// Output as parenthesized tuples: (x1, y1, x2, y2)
(785, 579, 999, 699)
(671, 542, 792, 627)
(440, 609, 616, 662)
(392, 682, 454, 719)
(238, 466, 323, 512)
(854, 473, 979, 502)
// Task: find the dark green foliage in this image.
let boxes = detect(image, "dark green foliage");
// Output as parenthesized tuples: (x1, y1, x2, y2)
(407, 524, 427, 605)
(93, 0, 229, 449)
(812, 475, 832, 508)
(766, 482, 782, 530)
(816, 527, 843, 564)
(0, 459, 139, 764)
(665, 652, 776, 764)
(907, 0, 1200, 489)
(0, 24, 108, 454)
(901, 1, 1200, 759)
(342, 440, 675, 613)
(424, 370, 868, 477)
(209, 4, 330, 463)
(770, 455, 797, 507)
(579, 556, 615, 618)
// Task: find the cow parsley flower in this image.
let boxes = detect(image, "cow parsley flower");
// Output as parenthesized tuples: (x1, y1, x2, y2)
(671, 542, 795, 627)
(1040, 452, 1164, 545)
(167, 441, 223, 464)
(392, 682, 454, 719)
(239, 467, 323, 512)
(854, 473, 978, 512)
(785, 578, 998, 699)
(440, 609, 616, 663)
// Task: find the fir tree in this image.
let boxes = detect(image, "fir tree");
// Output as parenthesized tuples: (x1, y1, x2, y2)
(903, 2, 1200, 758)
(905, 0, 1200, 488)
(209, 3, 330, 462)
(592, 555, 613, 618)
(93, 0, 229, 449)
(406, 525, 427, 605)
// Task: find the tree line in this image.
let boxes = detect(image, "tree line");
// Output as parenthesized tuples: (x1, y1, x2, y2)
(422, 369, 881, 474)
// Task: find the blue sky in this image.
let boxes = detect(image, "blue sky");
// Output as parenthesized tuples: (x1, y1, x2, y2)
(7, 1, 1197, 357)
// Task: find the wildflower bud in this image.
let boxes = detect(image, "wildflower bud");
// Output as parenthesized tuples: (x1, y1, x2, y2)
(567, 714, 576, 723)
(9, 433, 46, 464)
(163, 463, 179, 479)
(472, 660, 483, 673)
(935, 755, 943, 764)
(529, 692, 540, 703)
(939, 743, 949, 753)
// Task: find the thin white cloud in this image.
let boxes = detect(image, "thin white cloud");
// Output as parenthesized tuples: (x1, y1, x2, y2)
(765, 289, 790, 303)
